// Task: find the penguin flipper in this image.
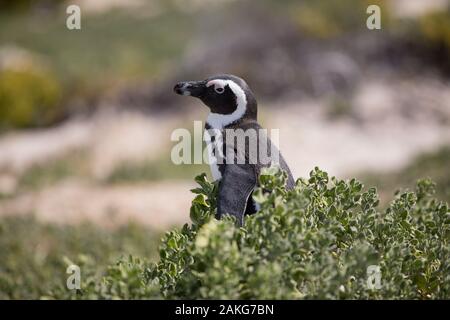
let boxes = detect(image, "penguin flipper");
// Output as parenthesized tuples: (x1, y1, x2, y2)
(217, 164, 257, 226)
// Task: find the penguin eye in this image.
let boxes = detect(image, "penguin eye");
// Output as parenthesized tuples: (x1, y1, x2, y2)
(214, 86, 225, 94)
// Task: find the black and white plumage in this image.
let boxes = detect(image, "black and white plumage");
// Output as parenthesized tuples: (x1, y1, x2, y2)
(174, 74, 295, 225)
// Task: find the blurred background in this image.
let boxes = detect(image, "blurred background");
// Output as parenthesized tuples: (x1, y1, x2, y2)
(0, 0, 449, 298)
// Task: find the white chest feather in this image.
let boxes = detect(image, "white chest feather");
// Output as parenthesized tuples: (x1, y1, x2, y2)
(209, 159, 222, 181)
(204, 129, 222, 181)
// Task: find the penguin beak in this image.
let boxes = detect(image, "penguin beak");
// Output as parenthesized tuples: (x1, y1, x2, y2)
(173, 80, 205, 98)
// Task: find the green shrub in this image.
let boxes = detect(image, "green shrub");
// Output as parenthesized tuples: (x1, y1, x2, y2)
(0, 217, 160, 299)
(47, 255, 160, 300)
(27, 167, 447, 299)
(149, 168, 449, 299)
(0, 68, 62, 129)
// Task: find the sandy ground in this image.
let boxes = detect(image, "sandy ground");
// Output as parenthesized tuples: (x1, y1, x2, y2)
(274, 78, 450, 178)
(0, 180, 194, 230)
(0, 110, 177, 178)
(389, 0, 449, 18)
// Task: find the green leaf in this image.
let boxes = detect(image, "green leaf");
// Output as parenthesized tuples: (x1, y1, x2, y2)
(192, 194, 209, 207)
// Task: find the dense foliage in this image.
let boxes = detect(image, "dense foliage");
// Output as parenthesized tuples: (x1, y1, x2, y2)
(0, 68, 62, 129)
(149, 168, 449, 299)
(1, 168, 448, 299)
(0, 217, 160, 299)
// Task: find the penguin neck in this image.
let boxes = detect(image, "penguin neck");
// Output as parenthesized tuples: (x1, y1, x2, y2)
(206, 116, 253, 131)
(206, 107, 246, 130)
(206, 103, 257, 129)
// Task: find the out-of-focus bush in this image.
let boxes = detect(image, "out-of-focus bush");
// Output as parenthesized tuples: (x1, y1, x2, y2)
(0, 0, 64, 12)
(419, 7, 450, 53)
(288, 0, 389, 38)
(0, 216, 160, 299)
(362, 146, 450, 205)
(0, 68, 62, 129)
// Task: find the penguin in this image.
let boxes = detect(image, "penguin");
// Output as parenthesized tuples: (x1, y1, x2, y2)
(174, 74, 295, 226)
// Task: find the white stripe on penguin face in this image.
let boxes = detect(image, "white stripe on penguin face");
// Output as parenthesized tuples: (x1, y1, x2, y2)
(206, 79, 247, 129)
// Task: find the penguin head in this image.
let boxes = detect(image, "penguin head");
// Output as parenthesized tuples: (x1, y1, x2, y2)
(174, 74, 257, 127)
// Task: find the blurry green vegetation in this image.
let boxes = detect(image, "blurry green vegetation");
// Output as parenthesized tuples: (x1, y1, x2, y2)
(13, 146, 207, 192)
(17, 149, 89, 190)
(0, 8, 193, 83)
(326, 96, 354, 119)
(1, 0, 450, 129)
(0, 68, 62, 129)
(15, 152, 206, 190)
(0, 216, 160, 299)
(0, 4, 195, 128)
(419, 7, 450, 55)
(14, 149, 207, 190)
(360, 146, 450, 205)
(0, 0, 65, 12)
(268, 0, 389, 38)
(106, 157, 208, 184)
(106, 126, 209, 184)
